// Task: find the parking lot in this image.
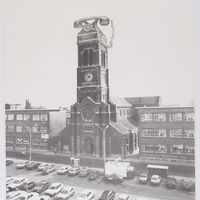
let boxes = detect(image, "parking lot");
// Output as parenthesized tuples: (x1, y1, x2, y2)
(6, 159, 195, 200)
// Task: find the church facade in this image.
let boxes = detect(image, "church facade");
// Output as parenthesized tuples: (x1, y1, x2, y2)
(70, 17, 139, 158)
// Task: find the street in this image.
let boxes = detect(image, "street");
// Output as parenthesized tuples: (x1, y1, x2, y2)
(6, 159, 195, 200)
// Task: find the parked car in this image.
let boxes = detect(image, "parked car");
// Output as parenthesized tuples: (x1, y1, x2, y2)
(13, 192, 38, 200)
(38, 163, 50, 171)
(79, 167, 90, 177)
(44, 182, 63, 197)
(32, 180, 51, 194)
(103, 174, 123, 184)
(77, 190, 95, 200)
(26, 162, 41, 170)
(98, 190, 115, 200)
(118, 194, 130, 200)
(181, 178, 193, 191)
(57, 165, 72, 175)
(6, 190, 24, 200)
(6, 159, 14, 166)
(88, 170, 98, 181)
(166, 176, 177, 189)
(30, 195, 51, 200)
(68, 167, 80, 176)
(42, 166, 56, 175)
(19, 180, 36, 191)
(7, 177, 28, 191)
(16, 161, 30, 169)
(150, 175, 161, 186)
(139, 173, 148, 184)
(52, 186, 75, 200)
(6, 177, 18, 187)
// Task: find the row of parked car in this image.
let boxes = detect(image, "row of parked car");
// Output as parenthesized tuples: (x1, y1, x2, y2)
(13, 160, 101, 180)
(7, 159, 194, 191)
(138, 173, 194, 191)
(6, 175, 131, 200)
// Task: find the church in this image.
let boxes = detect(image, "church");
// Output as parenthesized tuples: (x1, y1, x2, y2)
(69, 17, 140, 158)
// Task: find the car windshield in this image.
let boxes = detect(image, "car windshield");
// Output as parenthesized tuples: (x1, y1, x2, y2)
(140, 174, 147, 178)
(80, 194, 87, 198)
(12, 180, 20, 184)
(49, 186, 55, 189)
(37, 182, 44, 187)
(15, 197, 25, 200)
(152, 177, 158, 180)
(7, 193, 20, 198)
(61, 190, 68, 194)
(102, 191, 109, 198)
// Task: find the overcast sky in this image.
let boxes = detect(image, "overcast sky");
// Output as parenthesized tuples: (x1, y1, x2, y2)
(4, 0, 195, 108)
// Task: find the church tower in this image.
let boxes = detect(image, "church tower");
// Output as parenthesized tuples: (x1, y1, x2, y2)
(70, 17, 116, 157)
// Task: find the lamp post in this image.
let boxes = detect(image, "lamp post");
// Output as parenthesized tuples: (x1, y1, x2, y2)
(17, 122, 37, 161)
(96, 124, 109, 172)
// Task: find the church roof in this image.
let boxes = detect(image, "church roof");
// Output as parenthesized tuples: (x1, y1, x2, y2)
(110, 118, 138, 134)
(125, 96, 161, 107)
(110, 97, 132, 107)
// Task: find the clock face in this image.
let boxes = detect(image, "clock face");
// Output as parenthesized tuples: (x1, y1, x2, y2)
(84, 72, 93, 82)
(81, 105, 96, 122)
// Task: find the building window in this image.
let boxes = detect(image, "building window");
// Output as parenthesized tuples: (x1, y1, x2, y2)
(141, 144, 154, 153)
(89, 49, 94, 65)
(32, 139, 40, 145)
(40, 114, 48, 121)
(184, 129, 194, 138)
(83, 124, 93, 132)
(153, 113, 166, 122)
(6, 137, 14, 144)
(7, 114, 14, 120)
(16, 138, 23, 144)
(141, 129, 166, 137)
(141, 144, 167, 153)
(183, 112, 194, 122)
(6, 125, 14, 132)
(40, 127, 48, 133)
(16, 114, 23, 120)
(171, 144, 184, 154)
(141, 113, 153, 122)
(23, 138, 30, 144)
(83, 49, 89, 66)
(5, 114, 8, 120)
(141, 129, 153, 137)
(169, 113, 182, 122)
(101, 50, 105, 67)
(154, 144, 167, 153)
(170, 129, 183, 138)
(184, 146, 195, 155)
(154, 129, 166, 137)
(16, 125, 23, 132)
(24, 114, 31, 121)
(40, 139, 47, 146)
(32, 126, 40, 133)
(33, 114, 40, 121)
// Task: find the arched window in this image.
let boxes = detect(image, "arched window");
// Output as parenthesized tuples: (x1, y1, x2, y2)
(101, 50, 105, 67)
(89, 49, 94, 65)
(83, 49, 89, 66)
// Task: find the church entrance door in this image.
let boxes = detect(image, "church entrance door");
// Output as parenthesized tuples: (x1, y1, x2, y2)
(83, 136, 94, 155)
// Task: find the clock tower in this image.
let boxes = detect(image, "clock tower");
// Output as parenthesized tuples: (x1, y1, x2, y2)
(70, 17, 116, 157)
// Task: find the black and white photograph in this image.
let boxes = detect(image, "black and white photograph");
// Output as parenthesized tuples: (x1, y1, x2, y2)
(2, 0, 198, 200)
